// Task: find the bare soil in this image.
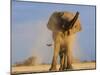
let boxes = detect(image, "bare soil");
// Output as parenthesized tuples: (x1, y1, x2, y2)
(11, 62, 96, 74)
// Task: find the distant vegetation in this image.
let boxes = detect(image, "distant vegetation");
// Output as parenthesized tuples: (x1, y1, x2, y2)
(12, 56, 96, 67)
(82, 60, 96, 63)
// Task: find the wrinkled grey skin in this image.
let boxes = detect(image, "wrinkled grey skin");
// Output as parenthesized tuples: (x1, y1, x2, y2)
(47, 11, 81, 71)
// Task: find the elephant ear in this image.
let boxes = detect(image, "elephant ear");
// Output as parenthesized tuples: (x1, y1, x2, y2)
(47, 12, 64, 31)
(62, 12, 82, 34)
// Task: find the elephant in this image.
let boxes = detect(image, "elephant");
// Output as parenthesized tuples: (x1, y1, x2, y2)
(47, 11, 82, 71)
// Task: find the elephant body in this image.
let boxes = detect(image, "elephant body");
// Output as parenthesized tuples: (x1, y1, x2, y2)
(47, 11, 82, 71)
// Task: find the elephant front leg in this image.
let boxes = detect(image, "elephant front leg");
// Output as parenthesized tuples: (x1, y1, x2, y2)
(65, 45, 73, 70)
(61, 43, 73, 70)
(67, 50, 73, 69)
(49, 40, 60, 71)
(59, 50, 65, 71)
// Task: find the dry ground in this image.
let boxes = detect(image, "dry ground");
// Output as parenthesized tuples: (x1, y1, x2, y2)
(11, 62, 96, 74)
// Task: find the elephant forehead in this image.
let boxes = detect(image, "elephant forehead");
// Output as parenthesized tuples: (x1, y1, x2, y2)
(62, 12, 75, 21)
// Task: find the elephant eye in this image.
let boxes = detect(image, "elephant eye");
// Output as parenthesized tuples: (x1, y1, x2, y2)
(74, 25, 77, 28)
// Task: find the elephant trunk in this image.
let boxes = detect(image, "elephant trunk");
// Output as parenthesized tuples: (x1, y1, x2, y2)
(69, 11, 79, 29)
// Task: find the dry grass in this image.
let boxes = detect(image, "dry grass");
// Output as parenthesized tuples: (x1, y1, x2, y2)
(11, 62, 96, 74)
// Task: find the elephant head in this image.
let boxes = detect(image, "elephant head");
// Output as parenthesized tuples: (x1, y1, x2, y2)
(47, 11, 82, 34)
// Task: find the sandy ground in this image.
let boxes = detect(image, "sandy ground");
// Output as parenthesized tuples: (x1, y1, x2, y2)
(11, 62, 96, 74)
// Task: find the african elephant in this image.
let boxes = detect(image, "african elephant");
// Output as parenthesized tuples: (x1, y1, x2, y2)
(47, 11, 82, 71)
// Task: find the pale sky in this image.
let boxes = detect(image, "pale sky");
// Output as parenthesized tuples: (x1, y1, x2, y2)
(12, 1, 96, 64)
